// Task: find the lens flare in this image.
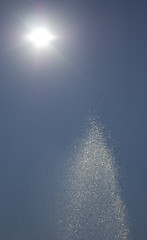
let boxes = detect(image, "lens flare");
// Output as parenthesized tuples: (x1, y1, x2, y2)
(27, 28, 55, 48)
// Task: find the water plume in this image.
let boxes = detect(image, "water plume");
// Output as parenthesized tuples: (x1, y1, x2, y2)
(57, 119, 129, 239)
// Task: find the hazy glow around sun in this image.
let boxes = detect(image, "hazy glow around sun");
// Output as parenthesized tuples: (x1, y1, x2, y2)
(27, 27, 55, 48)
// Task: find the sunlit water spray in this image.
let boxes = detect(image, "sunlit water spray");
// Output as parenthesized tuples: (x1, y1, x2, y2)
(56, 119, 129, 239)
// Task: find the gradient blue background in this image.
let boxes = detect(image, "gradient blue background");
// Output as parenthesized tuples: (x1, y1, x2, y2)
(0, 0, 146, 239)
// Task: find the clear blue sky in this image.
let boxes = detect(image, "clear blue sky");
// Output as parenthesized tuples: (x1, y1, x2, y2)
(0, 0, 146, 239)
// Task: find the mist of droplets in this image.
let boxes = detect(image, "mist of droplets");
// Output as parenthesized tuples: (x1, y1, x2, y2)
(57, 120, 129, 240)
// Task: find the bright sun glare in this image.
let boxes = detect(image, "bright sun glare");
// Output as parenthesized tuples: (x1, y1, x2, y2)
(27, 27, 55, 48)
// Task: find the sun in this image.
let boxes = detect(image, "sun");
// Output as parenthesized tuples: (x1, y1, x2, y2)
(27, 27, 55, 48)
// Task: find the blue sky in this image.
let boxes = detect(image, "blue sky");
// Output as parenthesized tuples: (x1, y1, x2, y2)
(0, 0, 146, 239)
